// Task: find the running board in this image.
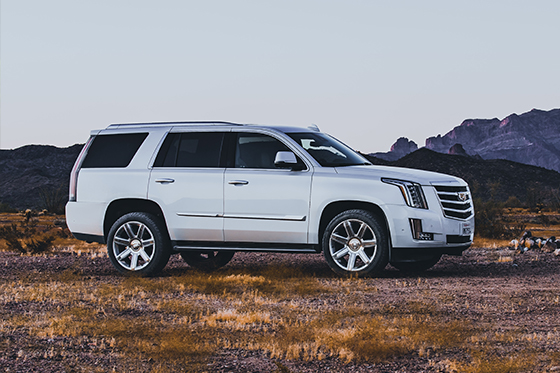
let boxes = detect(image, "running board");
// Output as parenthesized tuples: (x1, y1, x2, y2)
(173, 245, 319, 254)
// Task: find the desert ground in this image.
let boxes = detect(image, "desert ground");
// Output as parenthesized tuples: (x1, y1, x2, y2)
(1, 212, 560, 373)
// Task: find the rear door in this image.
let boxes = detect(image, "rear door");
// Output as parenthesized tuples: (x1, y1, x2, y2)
(148, 130, 226, 241)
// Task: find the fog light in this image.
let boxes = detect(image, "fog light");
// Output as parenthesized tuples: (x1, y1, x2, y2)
(409, 219, 434, 241)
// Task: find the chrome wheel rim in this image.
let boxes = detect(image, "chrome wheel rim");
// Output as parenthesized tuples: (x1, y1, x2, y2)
(112, 221, 155, 271)
(329, 219, 377, 272)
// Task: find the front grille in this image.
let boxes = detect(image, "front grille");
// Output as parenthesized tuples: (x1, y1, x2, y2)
(434, 185, 473, 220)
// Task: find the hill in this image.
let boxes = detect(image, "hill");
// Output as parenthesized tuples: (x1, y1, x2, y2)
(374, 108, 560, 173)
(0, 144, 83, 211)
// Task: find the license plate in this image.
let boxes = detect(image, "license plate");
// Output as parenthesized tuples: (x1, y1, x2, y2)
(462, 223, 472, 236)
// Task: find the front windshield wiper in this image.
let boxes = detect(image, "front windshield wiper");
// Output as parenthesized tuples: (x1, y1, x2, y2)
(330, 162, 372, 167)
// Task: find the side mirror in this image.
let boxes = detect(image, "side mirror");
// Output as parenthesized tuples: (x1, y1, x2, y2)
(274, 151, 305, 170)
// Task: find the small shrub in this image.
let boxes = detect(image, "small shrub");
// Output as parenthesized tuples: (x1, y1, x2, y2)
(39, 185, 67, 215)
(0, 201, 17, 213)
(550, 189, 560, 212)
(26, 234, 55, 254)
(525, 187, 560, 212)
(474, 199, 506, 239)
(0, 223, 55, 254)
(504, 196, 522, 209)
(0, 224, 26, 253)
(504, 221, 526, 238)
(537, 213, 551, 227)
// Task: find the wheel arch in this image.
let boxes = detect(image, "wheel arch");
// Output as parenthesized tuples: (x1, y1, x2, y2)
(104, 199, 168, 240)
(319, 201, 390, 246)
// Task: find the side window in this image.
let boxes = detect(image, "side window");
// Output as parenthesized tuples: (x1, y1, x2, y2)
(153, 132, 224, 168)
(81, 133, 148, 168)
(235, 133, 292, 169)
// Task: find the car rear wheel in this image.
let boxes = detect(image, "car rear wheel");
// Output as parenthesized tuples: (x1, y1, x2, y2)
(322, 209, 388, 276)
(107, 212, 171, 276)
(180, 250, 235, 272)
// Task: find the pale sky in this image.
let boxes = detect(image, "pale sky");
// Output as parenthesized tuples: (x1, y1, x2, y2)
(1, 0, 559, 153)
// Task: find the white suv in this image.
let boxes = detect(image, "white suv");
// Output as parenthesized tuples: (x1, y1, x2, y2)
(66, 121, 474, 276)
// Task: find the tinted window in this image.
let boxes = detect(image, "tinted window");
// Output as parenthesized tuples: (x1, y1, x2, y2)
(235, 133, 291, 169)
(81, 133, 148, 168)
(288, 132, 370, 167)
(153, 132, 224, 168)
(153, 133, 180, 167)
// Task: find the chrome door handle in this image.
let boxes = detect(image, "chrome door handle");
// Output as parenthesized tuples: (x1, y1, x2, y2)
(228, 180, 249, 185)
(155, 178, 175, 184)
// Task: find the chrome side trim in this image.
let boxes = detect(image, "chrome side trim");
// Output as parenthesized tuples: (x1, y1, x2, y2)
(176, 213, 306, 221)
(177, 213, 223, 218)
(223, 214, 306, 221)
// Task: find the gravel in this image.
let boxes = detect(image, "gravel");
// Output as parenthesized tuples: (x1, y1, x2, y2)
(2, 246, 560, 372)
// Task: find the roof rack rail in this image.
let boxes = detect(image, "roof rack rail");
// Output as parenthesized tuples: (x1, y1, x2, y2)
(108, 121, 245, 128)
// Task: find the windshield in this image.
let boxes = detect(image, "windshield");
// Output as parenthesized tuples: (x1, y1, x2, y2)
(288, 132, 371, 167)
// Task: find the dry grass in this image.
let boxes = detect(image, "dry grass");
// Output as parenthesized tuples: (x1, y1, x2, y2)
(0, 212, 105, 256)
(1, 212, 559, 372)
(1, 264, 552, 372)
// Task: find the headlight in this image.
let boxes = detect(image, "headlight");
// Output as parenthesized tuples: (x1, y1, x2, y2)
(382, 178, 428, 209)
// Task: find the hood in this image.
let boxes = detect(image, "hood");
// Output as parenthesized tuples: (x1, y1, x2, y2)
(334, 165, 467, 187)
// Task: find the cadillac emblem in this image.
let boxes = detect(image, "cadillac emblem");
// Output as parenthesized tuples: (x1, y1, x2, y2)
(457, 192, 468, 202)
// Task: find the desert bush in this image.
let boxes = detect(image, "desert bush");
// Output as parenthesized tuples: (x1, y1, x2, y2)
(474, 199, 507, 239)
(26, 234, 55, 254)
(0, 224, 26, 253)
(536, 213, 551, 227)
(39, 185, 67, 215)
(504, 196, 522, 209)
(0, 223, 55, 254)
(526, 187, 542, 211)
(503, 220, 527, 238)
(488, 181, 501, 200)
(525, 187, 560, 212)
(475, 198, 530, 239)
(0, 201, 17, 213)
(550, 189, 560, 212)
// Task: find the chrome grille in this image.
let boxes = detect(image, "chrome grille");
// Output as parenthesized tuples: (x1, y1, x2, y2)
(434, 185, 473, 220)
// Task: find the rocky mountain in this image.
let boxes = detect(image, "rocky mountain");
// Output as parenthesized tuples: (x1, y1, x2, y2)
(375, 108, 560, 172)
(371, 137, 418, 161)
(0, 144, 83, 211)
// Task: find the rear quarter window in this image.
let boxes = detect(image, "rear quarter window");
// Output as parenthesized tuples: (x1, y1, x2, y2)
(81, 133, 148, 168)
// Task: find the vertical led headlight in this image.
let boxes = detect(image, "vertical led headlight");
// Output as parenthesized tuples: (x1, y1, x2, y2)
(381, 178, 428, 209)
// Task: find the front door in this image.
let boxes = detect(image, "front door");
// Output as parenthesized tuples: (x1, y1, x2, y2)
(224, 132, 312, 243)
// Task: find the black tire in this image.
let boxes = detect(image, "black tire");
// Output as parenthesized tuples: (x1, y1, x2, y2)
(180, 250, 235, 272)
(107, 212, 171, 276)
(391, 255, 441, 272)
(322, 209, 389, 276)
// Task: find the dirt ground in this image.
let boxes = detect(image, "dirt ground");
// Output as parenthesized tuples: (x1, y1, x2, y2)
(1, 245, 560, 372)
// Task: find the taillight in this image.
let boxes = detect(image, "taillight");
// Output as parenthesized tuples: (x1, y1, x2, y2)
(69, 136, 94, 202)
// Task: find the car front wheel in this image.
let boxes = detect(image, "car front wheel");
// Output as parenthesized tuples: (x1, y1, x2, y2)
(322, 209, 389, 276)
(107, 212, 171, 276)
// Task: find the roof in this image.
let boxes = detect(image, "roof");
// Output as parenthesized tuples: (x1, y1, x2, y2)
(106, 121, 320, 133)
(107, 121, 244, 128)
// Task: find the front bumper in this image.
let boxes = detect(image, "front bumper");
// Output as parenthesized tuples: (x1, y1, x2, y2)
(384, 202, 474, 250)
